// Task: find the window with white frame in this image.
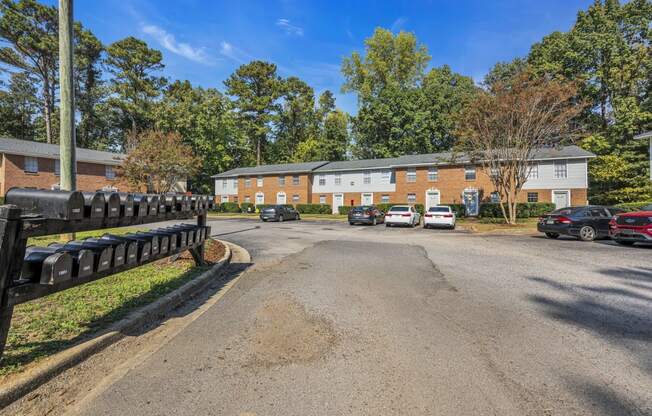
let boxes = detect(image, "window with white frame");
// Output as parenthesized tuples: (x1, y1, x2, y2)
(381, 194, 390, 203)
(363, 171, 371, 184)
(334, 173, 341, 185)
(292, 194, 300, 202)
(490, 192, 500, 203)
(257, 176, 263, 187)
(244, 195, 251, 203)
(222, 179, 227, 189)
(554, 160, 567, 179)
(244, 177, 251, 188)
(232, 178, 238, 188)
(292, 175, 300, 185)
(527, 192, 539, 203)
(406, 168, 417, 183)
(428, 167, 438, 181)
(318, 174, 326, 186)
(24, 156, 38, 173)
(407, 193, 416, 203)
(380, 170, 391, 184)
(527, 163, 539, 179)
(464, 166, 476, 180)
(278, 175, 285, 186)
(319, 195, 326, 204)
(54, 159, 60, 176)
(105, 165, 115, 179)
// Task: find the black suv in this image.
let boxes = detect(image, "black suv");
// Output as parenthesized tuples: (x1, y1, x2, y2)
(259, 205, 300, 222)
(537, 205, 625, 241)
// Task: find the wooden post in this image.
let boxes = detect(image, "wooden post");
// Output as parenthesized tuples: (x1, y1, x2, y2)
(59, 0, 76, 192)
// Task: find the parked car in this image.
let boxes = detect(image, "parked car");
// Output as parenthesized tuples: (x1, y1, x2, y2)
(348, 205, 385, 225)
(423, 206, 456, 229)
(609, 208, 652, 246)
(385, 205, 421, 227)
(537, 205, 625, 241)
(259, 205, 300, 222)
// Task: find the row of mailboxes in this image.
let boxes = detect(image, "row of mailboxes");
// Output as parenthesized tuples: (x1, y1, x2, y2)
(20, 224, 210, 285)
(5, 188, 215, 220)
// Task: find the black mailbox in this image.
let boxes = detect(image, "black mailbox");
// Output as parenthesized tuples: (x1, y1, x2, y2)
(161, 227, 187, 248)
(104, 234, 152, 263)
(178, 195, 190, 212)
(102, 192, 121, 218)
(5, 188, 85, 220)
(119, 193, 135, 217)
(47, 243, 94, 278)
(190, 195, 200, 212)
(125, 233, 160, 256)
(82, 192, 106, 218)
(163, 195, 177, 213)
(65, 240, 114, 272)
(84, 238, 127, 267)
(135, 232, 170, 255)
(133, 194, 149, 217)
(99, 235, 138, 265)
(147, 229, 178, 251)
(146, 195, 159, 216)
(155, 196, 166, 216)
(206, 196, 215, 210)
(22, 247, 73, 285)
(166, 224, 201, 244)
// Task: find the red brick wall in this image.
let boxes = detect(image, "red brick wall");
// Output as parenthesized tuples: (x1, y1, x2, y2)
(238, 173, 312, 204)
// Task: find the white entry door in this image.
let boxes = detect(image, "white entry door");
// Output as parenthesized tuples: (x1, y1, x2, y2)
(425, 190, 440, 210)
(333, 193, 344, 214)
(553, 190, 570, 209)
(361, 193, 373, 205)
(276, 192, 286, 205)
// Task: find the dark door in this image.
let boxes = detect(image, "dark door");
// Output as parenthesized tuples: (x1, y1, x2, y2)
(589, 207, 611, 236)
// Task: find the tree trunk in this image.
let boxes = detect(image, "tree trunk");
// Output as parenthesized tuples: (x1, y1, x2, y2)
(43, 76, 53, 144)
(256, 136, 261, 166)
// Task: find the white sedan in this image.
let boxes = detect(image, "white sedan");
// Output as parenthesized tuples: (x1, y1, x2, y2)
(423, 205, 456, 229)
(385, 205, 421, 227)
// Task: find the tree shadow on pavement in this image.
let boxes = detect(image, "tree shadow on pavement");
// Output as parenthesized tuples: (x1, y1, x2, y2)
(566, 376, 650, 416)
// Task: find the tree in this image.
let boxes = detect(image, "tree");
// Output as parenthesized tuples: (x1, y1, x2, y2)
(293, 110, 349, 162)
(121, 130, 199, 193)
(0, 0, 58, 143)
(0, 71, 39, 140)
(273, 76, 316, 163)
(483, 58, 528, 89)
(457, 72, 584, 224)
(106, 37, 166, 149)
(224, 60, 282, 165)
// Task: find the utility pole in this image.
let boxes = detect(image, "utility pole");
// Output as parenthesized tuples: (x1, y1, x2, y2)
(59, 0, 76, 191)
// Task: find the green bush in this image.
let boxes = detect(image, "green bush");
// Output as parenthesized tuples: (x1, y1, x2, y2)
(448, 204, 466, 217)
(255, 204, 293, 212)
(614, 201, 652, 211)
(240, 202, 255, 213)
(219, 202, 240, 213)
(478, 202, 555, 218)
(296, 204, 332, 214)
(338, 206, 353, 215)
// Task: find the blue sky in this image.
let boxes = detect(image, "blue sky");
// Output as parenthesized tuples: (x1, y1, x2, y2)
(58, 0, 593, 114)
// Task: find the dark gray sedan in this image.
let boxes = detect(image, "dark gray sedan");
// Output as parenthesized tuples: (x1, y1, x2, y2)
(260, 205, 300, 222)
(348, 205, 385, 225)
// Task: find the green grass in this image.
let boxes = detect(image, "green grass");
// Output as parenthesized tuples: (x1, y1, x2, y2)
(1, 228, 214, 379)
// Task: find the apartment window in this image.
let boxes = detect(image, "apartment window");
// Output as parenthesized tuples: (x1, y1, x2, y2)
(105, 165, 115, 179)
(257, 176, 263, 187)
(244, 177, 251, 188)
(554, 161, 567, 179)
(232, 178, 238, 188)
(278, 175, 285, 186)
(292, 194, 300, 202)
(528, 163, 539, 179)
(527, 192, 539, 203)
(464, 166, 476, 181)
(407, 193, 416, 203)
(381, 194, 390, 203)
(490, 192, 500, 203)
(222, 179, 227, 189)
(292, 175, 300, 185)
(334, 173, 341, 185)
(54, 159, 60, 176)
(363, 171, 371, 184)
(24, 156, 38, 173)
(380, 170, 391, 184)
(319, 195, 326, 204)
(427, 167, 438, 181)
(244, 195, 251, 203)
(406, 168, 417, 183)
(318, 174, 326, 186)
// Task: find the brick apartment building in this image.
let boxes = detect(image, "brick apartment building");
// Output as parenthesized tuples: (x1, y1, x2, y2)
(214, 145, 595, 214)
(0, 137, 186, 196)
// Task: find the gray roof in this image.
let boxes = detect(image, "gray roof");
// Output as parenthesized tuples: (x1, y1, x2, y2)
(634, 131, 652, 140)
(0, 137, 124, 165)
(212, 160, 329, 178)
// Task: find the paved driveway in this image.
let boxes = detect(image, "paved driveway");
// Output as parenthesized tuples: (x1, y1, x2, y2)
(60, 219, 652, 414)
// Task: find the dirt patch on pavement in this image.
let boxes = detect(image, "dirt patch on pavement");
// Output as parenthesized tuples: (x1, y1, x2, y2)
(246, 294, 338, 367)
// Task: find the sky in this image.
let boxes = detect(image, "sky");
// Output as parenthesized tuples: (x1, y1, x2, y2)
(50, 0, 594, 114)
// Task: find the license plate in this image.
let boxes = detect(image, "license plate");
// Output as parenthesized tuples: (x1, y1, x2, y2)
(621, 229, 634, 235)
(546, 220, 555, 224)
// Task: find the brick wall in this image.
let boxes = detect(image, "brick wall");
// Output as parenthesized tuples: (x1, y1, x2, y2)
(238, 172, 312, 205)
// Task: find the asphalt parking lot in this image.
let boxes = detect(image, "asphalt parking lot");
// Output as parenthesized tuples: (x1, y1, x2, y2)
(18, 217, 652, 415)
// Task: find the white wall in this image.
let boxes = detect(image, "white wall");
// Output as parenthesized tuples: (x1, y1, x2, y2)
(522, 159, 588, 189)
(214, 177, 238, 196)
(312, 169, 396, 193)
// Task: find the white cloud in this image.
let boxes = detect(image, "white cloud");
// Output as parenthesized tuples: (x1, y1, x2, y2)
(142, 24, 211, 64)
(391, 17, 407, 32)
(219, 41, 250, 64)
(276, 18, 304, 36)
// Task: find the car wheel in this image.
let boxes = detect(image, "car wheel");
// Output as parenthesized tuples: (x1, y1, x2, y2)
(278, 215, 284, 222)
(262, 219, 267, 222)
(545, 232, 559, 239)
(372, 217, 377, 226)
(296, 214, 301, 220)
(579, 226, 596, 241)
(349, 222, 354, 226)
(423, 224, 429, 229)
(450, 224, 455, 230)
(615, 239, 635, 246)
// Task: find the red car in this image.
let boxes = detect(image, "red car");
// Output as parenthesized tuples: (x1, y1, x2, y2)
(609, 205, 652, 246)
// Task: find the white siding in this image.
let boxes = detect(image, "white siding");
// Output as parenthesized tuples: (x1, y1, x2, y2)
(522, 159, 588, 189)
(214, 177, 238, 196)
(312, 170, 396, 193)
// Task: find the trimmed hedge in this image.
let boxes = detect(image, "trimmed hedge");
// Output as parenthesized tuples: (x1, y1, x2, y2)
(219, 201, 241, 213)
(255, 204, 293, 212)
(614, 201, 652, 211)
(448, 204, 466, 217)
(296, 204, 332, 214)
(478, 202, 555, 218)
(240, 202, 255, 213)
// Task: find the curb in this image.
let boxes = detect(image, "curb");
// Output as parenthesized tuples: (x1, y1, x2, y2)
(0, 240, 232, 409)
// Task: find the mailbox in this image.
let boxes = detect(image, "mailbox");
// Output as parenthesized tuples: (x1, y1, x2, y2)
(119, 193, 135, 217)
(163, 195, 177, 213)
(135, 232, 170, 255)
(177, 195, 190, 212)
(166, 224, 202, 244)
(84, 238, 127, 267)
(155, 196, 166, 217)
(125, 233, 160, 256)
(190, 195, 200, 212)
(148, 230, 178, 251)
(104, 234, 152, 263)
(47, 243, 94, 278)
(82, 192, 106, 218)
(102, 192, 121, 218)
(22, 247, 73, 285)
(161, 227, 187, 248)
(146, 195, 160, 216)
(65, 240, 114, 272)
(99, 235, 138, 265)
(133, 194, 149, 217)
(5, 188, 85, 220)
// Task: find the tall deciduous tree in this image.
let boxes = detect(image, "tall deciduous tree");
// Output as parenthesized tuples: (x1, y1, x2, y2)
(273, 76, 316, 163)
(0, 71, 39, 140)
(224, 60, 282, 165)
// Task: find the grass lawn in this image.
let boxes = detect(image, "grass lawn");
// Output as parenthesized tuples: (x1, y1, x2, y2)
(0, 229, 220, 379)
(458, 218, 540, 234)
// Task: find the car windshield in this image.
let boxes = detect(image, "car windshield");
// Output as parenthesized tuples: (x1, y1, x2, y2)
(428, 207, 450, 213)
(389, 206, 409, 212)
